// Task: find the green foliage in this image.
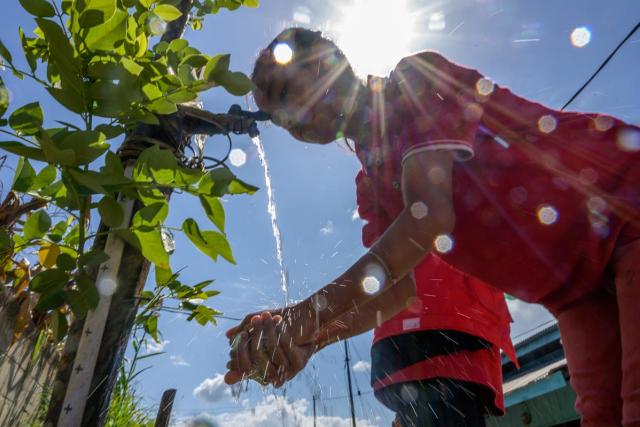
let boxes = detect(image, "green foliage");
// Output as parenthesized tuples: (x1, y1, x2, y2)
(105, 331, 156, 427)
(0, 0, 260, 342)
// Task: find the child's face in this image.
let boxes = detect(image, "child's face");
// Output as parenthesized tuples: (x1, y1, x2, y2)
(252, 41, 348, 144)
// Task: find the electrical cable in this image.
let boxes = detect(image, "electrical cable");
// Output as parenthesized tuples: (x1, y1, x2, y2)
(561, 20, 640, 111)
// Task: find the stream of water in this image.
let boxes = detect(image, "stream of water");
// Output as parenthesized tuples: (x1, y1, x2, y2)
(251, 135, 290, 307)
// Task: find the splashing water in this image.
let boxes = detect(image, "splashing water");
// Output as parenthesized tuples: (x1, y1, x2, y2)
(251, 135, 290, 305)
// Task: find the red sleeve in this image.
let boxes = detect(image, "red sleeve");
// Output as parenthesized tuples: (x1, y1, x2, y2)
(356, 169, 392, 248)
(389, 51, 483, 164)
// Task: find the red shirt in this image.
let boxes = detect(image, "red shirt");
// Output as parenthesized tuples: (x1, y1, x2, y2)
(359, 50, 640, 314)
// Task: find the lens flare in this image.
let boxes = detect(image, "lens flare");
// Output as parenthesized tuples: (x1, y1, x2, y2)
(361, 262, 386, 295)
(476, 78, 495, 96)
(537, 205, 558, 225)
(273, 43, 293, 65)
(538, 115, 557, 134)
(570, 27, 591, 48)
(98, 277, 117, 296)
(434, 235, 454, 253)
(617, 127, 640, 152)
(229, 148, 247, 167)
(410, 202, 428, 219)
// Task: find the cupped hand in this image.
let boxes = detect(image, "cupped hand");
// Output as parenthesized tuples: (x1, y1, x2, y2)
(224, 310, 315, 387)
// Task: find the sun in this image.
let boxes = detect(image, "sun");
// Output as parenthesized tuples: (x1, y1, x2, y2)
(334, 0, 418, 78)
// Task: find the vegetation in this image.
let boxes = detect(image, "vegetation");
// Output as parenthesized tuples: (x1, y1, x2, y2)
(0, 0, 259, 347)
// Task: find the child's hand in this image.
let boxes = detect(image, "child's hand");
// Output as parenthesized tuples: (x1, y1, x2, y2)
(224, 310, 314, 387)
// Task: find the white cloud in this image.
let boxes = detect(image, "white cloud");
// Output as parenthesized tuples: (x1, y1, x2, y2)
(192, 373, 231, 404)
(320, 220, 335, 236)
(173, 395, 378, 427)
(145, 339, 169, 354)
(507, 298, 555, 341)
(170, 355, 190, 367)
(352, 360, 371, 373)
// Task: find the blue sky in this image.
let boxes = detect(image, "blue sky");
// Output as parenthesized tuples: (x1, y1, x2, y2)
(2, 1, 640, 426)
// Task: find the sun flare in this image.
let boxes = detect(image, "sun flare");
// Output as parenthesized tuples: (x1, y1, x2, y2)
(334, 0, 417, 78)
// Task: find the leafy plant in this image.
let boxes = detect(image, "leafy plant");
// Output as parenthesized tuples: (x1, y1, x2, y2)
(0, 0, 259, 344)
(105, 329, 158, 427)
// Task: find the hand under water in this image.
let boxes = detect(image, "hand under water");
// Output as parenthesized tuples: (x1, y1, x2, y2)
(224, 311, 314, 387)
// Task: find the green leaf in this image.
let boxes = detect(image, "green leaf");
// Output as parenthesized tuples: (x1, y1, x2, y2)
(189, 305, 220, 326)
(98, 196, 124, 227)
(95, 124, 124, 139)
(0, 141, 46, 162)
(36, 131, 76, 166)
(46, 87, 86, 114)
(53, 311, 69, 341)
(65, 290, 88, 318)
(182, 218, 235, 264)
(134, 145, 178, 185)
(153, 4, 182, 21)
(36, 19, 83, 97)
(32, 165, 57, 190)
(0, 39, 13, 65)
(64, 224, 80, 246)
(29, 268, 68, 293)
(58, 130, 109, 165)
(217, 70, 255, 96)
(144, 315, 158, 341)
(9, 102, 44, 135)
(0, 76, 9, 117)
(243, 0, 259, 7)
(198, 167, 258, 197)
(18, 0, 55, 17)
(199, 194, 225, 232)
(48, 219, 69, 243)
(78, 0, 117, 28)
(11, 157, 36, 192)
(116, 228, 169, 268)
(120, 57, 144, 76)
(84, 9, 128, 51)
(56, 252, 76, 271)
(132, 202, 168, 229)
(24, 210, 52, 240)
(204, 54, 230, 81)
(78, 249, 109, 267)
(146, 98, 177, 114)
(35, 289, 65, 312)
(76, 272, 100, 308)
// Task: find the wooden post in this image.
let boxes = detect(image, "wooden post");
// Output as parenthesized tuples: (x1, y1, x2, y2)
(154, 389, 177, 427)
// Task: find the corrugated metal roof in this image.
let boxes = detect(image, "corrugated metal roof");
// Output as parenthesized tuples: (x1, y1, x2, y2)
(503, 358, 567, 394)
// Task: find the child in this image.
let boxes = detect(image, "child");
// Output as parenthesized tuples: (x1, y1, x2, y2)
(226, 27, 640, 426)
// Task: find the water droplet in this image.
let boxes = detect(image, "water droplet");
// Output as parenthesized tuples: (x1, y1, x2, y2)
(617, 127, 640, 152)
(570, 27, 591, 48)
(434, 235, 454, 253)
(229, 148, 247, 167)
(476, 78, 494, 96)
(273, 43, 293, 65)
(98, 277, 117, 296)
(410, 202, 428, 219)
(538, 115, 557, 134)
(594, 115, 614, 132)
(537, 205, 558, 225)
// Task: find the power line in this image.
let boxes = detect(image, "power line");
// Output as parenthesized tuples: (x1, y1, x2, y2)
(561, 20, 640, 111)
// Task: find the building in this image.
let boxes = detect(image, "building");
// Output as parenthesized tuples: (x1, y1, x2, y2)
(487, 323, 580, 426)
